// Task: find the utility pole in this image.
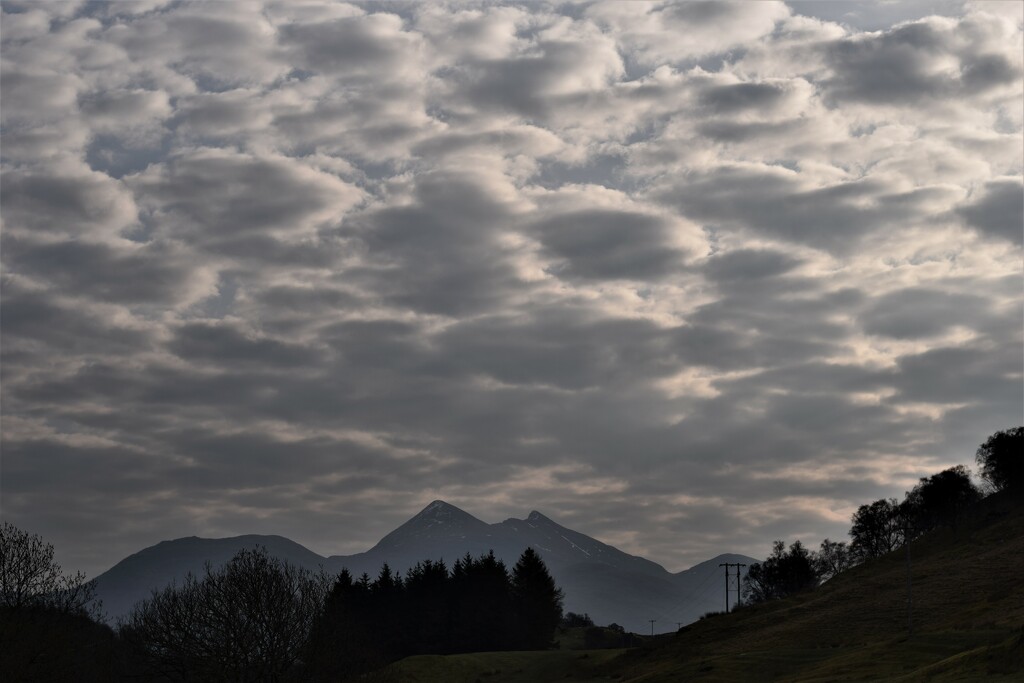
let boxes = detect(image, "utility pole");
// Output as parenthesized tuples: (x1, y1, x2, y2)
(719, 563, 730, 612)
(719, 563, 746, 612)
(905, 527, 913, 637)
(735, 563, 747, 608)
(649, 619, 656, 636)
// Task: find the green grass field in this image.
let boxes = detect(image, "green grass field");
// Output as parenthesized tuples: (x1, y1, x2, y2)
(365, 493, 1023, 682)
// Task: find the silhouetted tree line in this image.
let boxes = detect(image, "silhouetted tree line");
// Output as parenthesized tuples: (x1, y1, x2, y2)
(743, 426, 1022, 605)
(305, 548, 563, 679)
(1, 528, 563, 682)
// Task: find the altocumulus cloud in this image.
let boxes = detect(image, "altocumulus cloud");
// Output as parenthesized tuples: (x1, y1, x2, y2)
(1, 0, 1021, 578)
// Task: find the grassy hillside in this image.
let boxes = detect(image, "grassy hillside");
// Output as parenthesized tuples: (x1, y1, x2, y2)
(365, 649, 627, 682)
(607, 490, 1024, 682)
(370, 492, 1023, 682)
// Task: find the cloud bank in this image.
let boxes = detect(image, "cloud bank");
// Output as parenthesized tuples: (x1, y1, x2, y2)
(1, 0, 1021, 577)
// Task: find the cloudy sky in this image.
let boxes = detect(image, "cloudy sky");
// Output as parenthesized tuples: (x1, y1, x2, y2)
(1, 0, 1021, 579)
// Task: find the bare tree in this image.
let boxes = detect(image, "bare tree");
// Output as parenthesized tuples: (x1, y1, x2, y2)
(122, 546, 329, 682)
(0, 521, 99, 617)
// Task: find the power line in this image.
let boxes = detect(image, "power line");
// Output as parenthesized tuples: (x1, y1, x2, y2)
(660, 561, 747, 628)
(665, 564, 727, 616)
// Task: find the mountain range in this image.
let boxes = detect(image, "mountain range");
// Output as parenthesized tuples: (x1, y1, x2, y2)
(92, 500, 757, 634)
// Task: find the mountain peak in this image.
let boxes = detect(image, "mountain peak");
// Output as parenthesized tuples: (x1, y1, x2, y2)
(370, 500, 489, 552)
(415, 500, 466, 519)
(526, 510, 553, 524)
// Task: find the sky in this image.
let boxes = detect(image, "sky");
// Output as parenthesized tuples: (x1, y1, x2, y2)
(1, 0, 1021, 580)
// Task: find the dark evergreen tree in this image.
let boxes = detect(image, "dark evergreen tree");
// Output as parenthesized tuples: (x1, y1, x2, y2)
(306, 568, 386, 680)
(308, 549, 563, 678)
(372, 563, 406, 659)
(450, 551, 513, 652)
(403, 559, 450, 654)
(511, 547, 564, 649)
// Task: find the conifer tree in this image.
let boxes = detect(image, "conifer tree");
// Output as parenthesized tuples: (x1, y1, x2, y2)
(511, 547, 563, 649)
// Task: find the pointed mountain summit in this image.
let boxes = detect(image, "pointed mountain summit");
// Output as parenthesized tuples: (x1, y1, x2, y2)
(414, 500, 484, 525)
(331, 500, 502, 574)
(370, 500, 492, 552)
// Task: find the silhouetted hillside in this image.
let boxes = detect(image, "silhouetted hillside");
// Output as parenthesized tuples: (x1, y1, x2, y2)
(605, 490, 1024, 681)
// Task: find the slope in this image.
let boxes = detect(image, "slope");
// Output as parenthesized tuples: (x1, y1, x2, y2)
(604, 490, 1024, 681)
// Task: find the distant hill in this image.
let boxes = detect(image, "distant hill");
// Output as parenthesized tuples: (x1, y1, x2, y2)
(91, 534, 327, 621)
(91, 501, 757, 633)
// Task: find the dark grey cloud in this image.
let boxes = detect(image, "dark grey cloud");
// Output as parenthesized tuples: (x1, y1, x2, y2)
(653, 165, 903, 252)
(104, 4, 287, 88)
(2, 235, 203, 306)
(860, 287, 995, 339)
(891, 344, 1023, 406)
(531, 209, 688, 281)
(129, 149, 360, 240)
(2, 164, 136, 237)
(455, 37, 622, 120)
(167, 322, 320, 369)
(173, 90, 269, 140)
(696, 118, 804, 143)
(78, 89, 170, 132)
(699, 82, 789, 113)
(0, 277, 156, 357)
(280, 12, 419, 79)
(956, 178, 1024, 245)
(822, 17, 1022, 106)
(0, 63, 79, 125)
(341, 169, 528, 315)
(824, 22, 959, 105)
(703, 248, 803, 282)
(435, 310, 672, 391)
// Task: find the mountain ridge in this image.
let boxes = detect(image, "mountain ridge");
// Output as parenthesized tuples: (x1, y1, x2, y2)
(92, 500, 758, 633)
